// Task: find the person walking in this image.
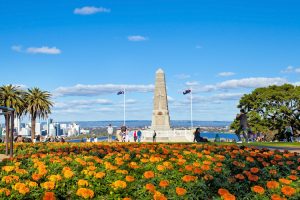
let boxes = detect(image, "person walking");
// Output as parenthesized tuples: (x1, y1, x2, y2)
(153, 130, 157, 143)
(137, 129, 142, 142)
(235, 109, 249, 143)
(284, 125, 293, 142)
(133, 131, 137, 142)
(107, 124, 114, 142)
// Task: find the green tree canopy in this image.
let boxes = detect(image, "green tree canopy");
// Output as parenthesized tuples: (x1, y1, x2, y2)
(231, 84, 300, 136)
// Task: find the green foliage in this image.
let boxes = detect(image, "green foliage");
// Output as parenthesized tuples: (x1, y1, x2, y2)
(231, 84, 300, 136)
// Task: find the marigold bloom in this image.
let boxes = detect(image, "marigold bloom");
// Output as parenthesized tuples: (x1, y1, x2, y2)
(223, 193, 236, 200)
(182, 175, 197, 182)
(159, 180, 169, 188)
(123, 198, 131, 200)
(266, 181, 279, 189)
(14, 183, 30, 195)
(251, 186, 265, 195)
(250, 167, 259, 174)
(0, 188, 10, 196)
(78, 180, 89, 187)
(40, 179, 53, 189)
(279, 178, 292, 185)
(281, 186, 296, 197)
(95, 172, 106, 179)
(218, 188, 230, 196)
(235, 174, 245, 180)
(32, 173, 42, 181)
(125, 176, 135, 182)
(111, 180, 127, 189)
(153, 191, 167, 200)
(76, 188, 94, 199)
(248, 174, 259, 182)
(63, 170, 74, 179)
(43, 192, 56, 200)
(271, 194, 286, 200)
(28, 181, 38, 188)
(144, 171, 155, 179)
(145, 183, 156, 193)
(176, 187, 187, 196)
(2, 166, 15, 173)
(288, 175, 297, 181)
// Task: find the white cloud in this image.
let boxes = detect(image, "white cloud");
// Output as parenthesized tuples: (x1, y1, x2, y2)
(167, 96, 175, 103)
(11, 45, 22, 52)
(128, 35, 148, 42)
(26, 46, 61, 54)
(185, 81, 199, 87)
(54, 84, 154, 97)
(281, 65, 300, 73)
(213, 93, 244, 101)
(74, 6, 110, 15)
(174, 74, 191, 79)
(218, 72, 236, 77)
(54, 99, 112, 109)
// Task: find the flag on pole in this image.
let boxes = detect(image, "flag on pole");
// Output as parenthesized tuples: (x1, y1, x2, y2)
(183, 89, 191, 95)
(117, 91, 124, 95)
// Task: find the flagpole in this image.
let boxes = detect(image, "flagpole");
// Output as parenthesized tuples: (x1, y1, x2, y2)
(190, 88, 193, 130)
(123, 88, 126, 126)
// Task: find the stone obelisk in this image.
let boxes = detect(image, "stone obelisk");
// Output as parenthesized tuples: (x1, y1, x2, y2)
(151, 68, 171, 130)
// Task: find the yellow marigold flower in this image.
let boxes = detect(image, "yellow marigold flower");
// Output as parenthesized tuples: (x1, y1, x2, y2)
(13, 183, 30, 195)
(48, 175, 62, 182)
(28, 181, 38, 188)
(111, 180, 127, 189)
(41, 181, 55, 190)
(125, 176, 135, 182)
(43, 192, 56, 200)
(95, 172, 106, 179)
(2, 175, 19, 184)
(63, 170, 74, 179)
(76, 188, 94, 199)
(0, 188, 11, 196)
(78, 180, 89, 187)
(157, 165, 165, 171)
(176, 187, 187, 196)
(2, 166, 15, 173)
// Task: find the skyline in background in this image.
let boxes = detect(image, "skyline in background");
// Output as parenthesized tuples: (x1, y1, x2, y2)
(1, 0, 300, 122)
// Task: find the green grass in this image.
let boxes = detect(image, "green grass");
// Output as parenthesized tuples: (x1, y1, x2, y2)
(215, 142, 300, 148)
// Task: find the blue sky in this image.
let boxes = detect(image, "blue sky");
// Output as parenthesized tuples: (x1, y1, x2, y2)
(1, 0, 300, 122)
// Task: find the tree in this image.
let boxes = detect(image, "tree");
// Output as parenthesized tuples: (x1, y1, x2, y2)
(0, 84, 24, 154)
(231, 84, 300, 139)
(24, 88, 53, 140)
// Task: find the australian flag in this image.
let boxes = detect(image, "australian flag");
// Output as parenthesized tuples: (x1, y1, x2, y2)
(117, 91, 124, 95)
(183, 89, 191, 95)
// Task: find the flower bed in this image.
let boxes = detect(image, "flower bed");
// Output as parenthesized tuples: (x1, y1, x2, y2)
(0, 143, 299, 200)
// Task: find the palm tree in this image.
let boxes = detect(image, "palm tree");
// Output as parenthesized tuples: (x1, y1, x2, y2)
(0, 84, 24, 154)
(24, 88, 53, 141)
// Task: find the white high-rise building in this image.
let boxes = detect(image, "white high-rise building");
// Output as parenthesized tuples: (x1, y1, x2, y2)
(14, 117, 21, 134)
(35, 123, 41, 136)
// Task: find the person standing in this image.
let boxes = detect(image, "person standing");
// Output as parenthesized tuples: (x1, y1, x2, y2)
(107, 124, 114, 142)
(137, 129, 142, 142)
(236, 109, 249, 143)
(133, 131, 137, 142)
(284, 125, 293, 142)
(153, 130, 157, 143)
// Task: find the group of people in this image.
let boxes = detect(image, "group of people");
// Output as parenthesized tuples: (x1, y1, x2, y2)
(119, 125, 143, 142)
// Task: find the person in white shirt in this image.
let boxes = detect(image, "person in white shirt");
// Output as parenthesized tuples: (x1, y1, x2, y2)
(107, 124, 114, 142)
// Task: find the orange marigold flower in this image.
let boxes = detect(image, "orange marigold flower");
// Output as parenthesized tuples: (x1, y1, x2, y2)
(125, 176, 135, 182)
(251, 186, 265, 195)
(95, 172, 106, 179)
(223, 193, 236, 200)
(159, 180, 169, 188)
(201, 165, 210, 171)
(281, 186, 296, 197)
(153, 191, 167, 200)
(271, 194, 286, 200)
(111, 180, 127, 189)
(28, 181, 38, 188)
(269, 169, 277, 176)
(123, 198, 131, 200)
(235, 174, 245, 180)
(204, 174, 214, 181)
(0, 188, 10, 196)
(248, 174, 259, 182)
(78, 179, 89, 187)
(41, 181, 55, 190)
(218, 188, 230, 196)
(279, 178, 292, 185)
(144, 171, 155, 179)
(43, 192, 56, 200)
(13, 183, 30, 195)
(266, 181, 279, 189)
(76, 188, 94, 199)
(182, 175, 197, 182)
(145, 183, 156, 193)
(250, 167, 259, 174)
(2, 166, 15, 173)
(176, 187, 187, 196)
(288, 175, 297, 181)
(32, 173, 42, 181)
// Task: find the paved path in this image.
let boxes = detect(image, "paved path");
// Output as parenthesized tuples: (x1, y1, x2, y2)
(249, 145, 300, 153)
(0, 154, 9, 162)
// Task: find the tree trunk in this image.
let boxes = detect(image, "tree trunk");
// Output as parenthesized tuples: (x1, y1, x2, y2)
(5, 114, 10, 156)
(31, 117, 36, 141)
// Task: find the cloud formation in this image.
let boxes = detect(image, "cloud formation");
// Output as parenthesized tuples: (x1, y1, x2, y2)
(218, 72, 236, 77)
(26, 46, 61, 54)
(54, 84, 154, 97)
(281, 66, 300, 73)
(128, 35, 148, 42)
(74, 6, 110, 15)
